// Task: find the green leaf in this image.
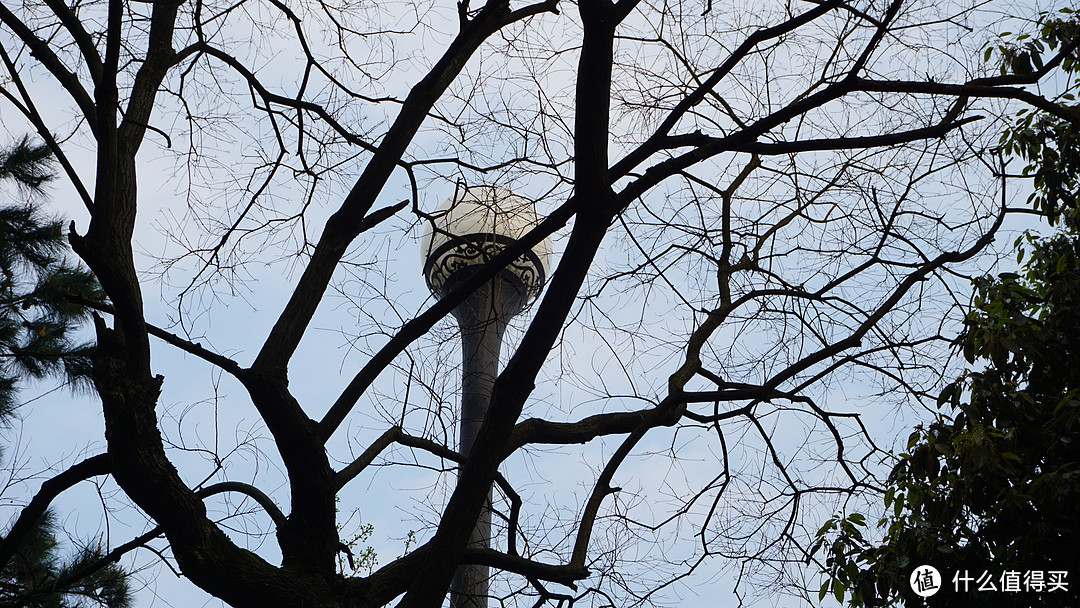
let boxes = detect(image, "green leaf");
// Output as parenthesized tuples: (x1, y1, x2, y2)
(816, 518, 836, 537)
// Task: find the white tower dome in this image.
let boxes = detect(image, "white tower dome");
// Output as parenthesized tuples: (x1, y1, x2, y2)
(421, 185, 552, 304)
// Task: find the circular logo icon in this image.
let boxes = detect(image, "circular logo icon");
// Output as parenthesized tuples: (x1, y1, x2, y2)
(910, 565, 942, 598)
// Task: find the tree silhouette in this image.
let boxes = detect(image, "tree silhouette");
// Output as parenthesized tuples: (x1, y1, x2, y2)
(0, 2, 1073, 607)
(0, 138, 127, 608)
(815, 11, 1080, 606)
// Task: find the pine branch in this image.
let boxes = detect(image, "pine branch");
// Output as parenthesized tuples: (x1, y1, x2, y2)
(0, 137, 54, 192)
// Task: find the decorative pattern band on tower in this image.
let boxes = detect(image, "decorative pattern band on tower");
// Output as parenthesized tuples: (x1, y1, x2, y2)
(420, 185, 552, 304)
(422, 232, 547, 301)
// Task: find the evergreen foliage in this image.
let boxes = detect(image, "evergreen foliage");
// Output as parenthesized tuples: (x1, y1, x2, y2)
(1, 511, 132, 608)
(0, 138, 55, 193)
(996, 10, 1080, 228)
(0, 140, 103, 418)
(0, 139, 127, 608)
(813, 230, 1080, 607)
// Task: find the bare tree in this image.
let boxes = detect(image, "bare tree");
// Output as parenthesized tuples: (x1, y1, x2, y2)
(0, 1, 1070, 607)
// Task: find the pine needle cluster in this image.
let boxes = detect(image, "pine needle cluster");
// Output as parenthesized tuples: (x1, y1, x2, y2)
(0, 141, 103, 419)
(0, 139, 129, 608)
